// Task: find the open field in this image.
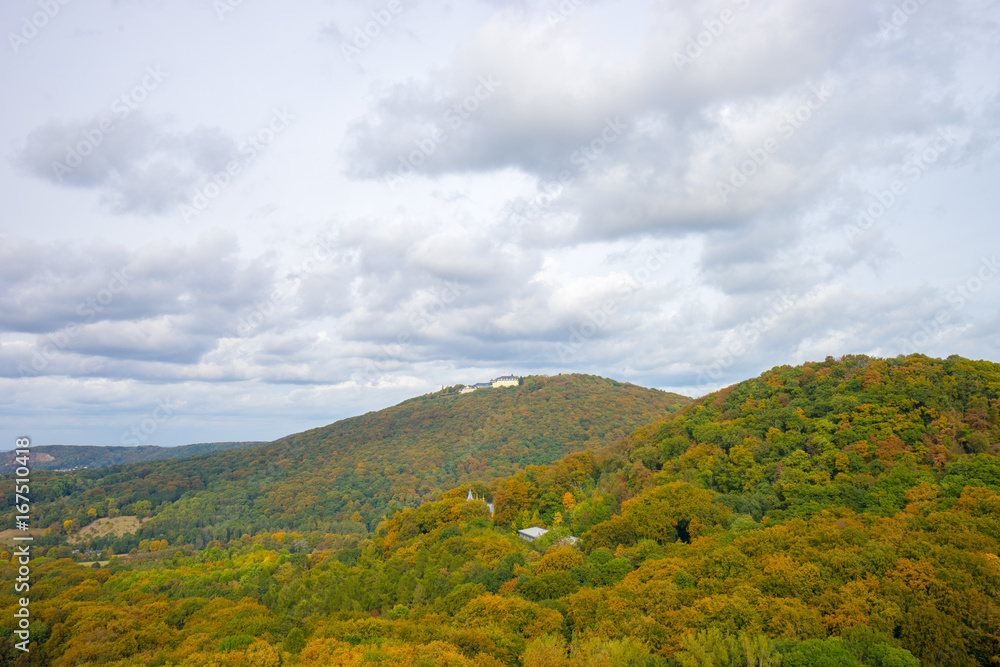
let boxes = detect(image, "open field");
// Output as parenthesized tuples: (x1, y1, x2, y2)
(69, 516, 146, 544)
(0, 528, 45, 548)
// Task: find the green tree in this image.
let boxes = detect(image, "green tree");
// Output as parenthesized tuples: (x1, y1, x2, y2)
(783, 638, 863, 667)
(283, 627, 306, 654)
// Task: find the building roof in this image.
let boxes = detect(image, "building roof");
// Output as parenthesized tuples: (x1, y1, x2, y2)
(518, 526, 548, 539)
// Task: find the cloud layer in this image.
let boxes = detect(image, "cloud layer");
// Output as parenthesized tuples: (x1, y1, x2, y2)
(1, 0, 998, 446)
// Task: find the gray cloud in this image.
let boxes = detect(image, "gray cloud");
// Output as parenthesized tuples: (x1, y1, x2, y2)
(340, 0, 990, 245)
(14, 113, 237, 214)
(0, 233, 275, 370)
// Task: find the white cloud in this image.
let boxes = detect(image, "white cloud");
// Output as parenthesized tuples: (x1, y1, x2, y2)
(1, 0, 998, 446)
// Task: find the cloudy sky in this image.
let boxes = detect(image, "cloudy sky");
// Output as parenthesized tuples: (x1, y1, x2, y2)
(1, 0, 998, 448)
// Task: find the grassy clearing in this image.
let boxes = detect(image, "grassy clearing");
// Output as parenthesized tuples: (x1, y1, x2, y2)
(69, 515, 146, 544)
(0, 528, 45, 548)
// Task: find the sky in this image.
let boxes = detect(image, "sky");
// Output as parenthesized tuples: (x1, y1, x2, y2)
(1, 0, 999, 449)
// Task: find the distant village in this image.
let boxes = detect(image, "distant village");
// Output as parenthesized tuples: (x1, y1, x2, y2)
(459, 374, 520, 393)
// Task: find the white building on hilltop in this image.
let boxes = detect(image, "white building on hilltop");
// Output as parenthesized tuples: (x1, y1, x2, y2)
(459, 375, 520, 393)
(459, 382, 492, 394)
(491, 375, 520, 388)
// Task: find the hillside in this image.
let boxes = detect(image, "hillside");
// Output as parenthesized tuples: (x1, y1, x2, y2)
(4, 356, 999, 665)
(0, 441, 267, 473)
(1, 374, 689, 550)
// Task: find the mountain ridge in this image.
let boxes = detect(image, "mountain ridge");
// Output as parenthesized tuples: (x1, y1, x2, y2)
(0, 440, 268, 473)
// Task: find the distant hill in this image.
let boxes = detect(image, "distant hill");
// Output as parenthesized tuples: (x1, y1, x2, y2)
(4, 374, 689, 546)
(0, 441, 267, 473)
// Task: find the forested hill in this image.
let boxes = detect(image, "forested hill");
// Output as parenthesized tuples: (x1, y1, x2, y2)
(0, 441, 266, 473)
(500, 354, 1000, 531)
(6, 374, 688, 548)
(3, 356, 1000, 665)
(270, 374, 690, 496)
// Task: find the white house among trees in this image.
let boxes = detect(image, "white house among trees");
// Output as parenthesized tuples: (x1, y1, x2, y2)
(517, 527, 548, 541)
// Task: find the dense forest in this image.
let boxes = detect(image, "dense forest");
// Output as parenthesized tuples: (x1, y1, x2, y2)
(0, 442, 267, 473)
(2, 355, 999, 665)
(0, 374, 688, 552)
